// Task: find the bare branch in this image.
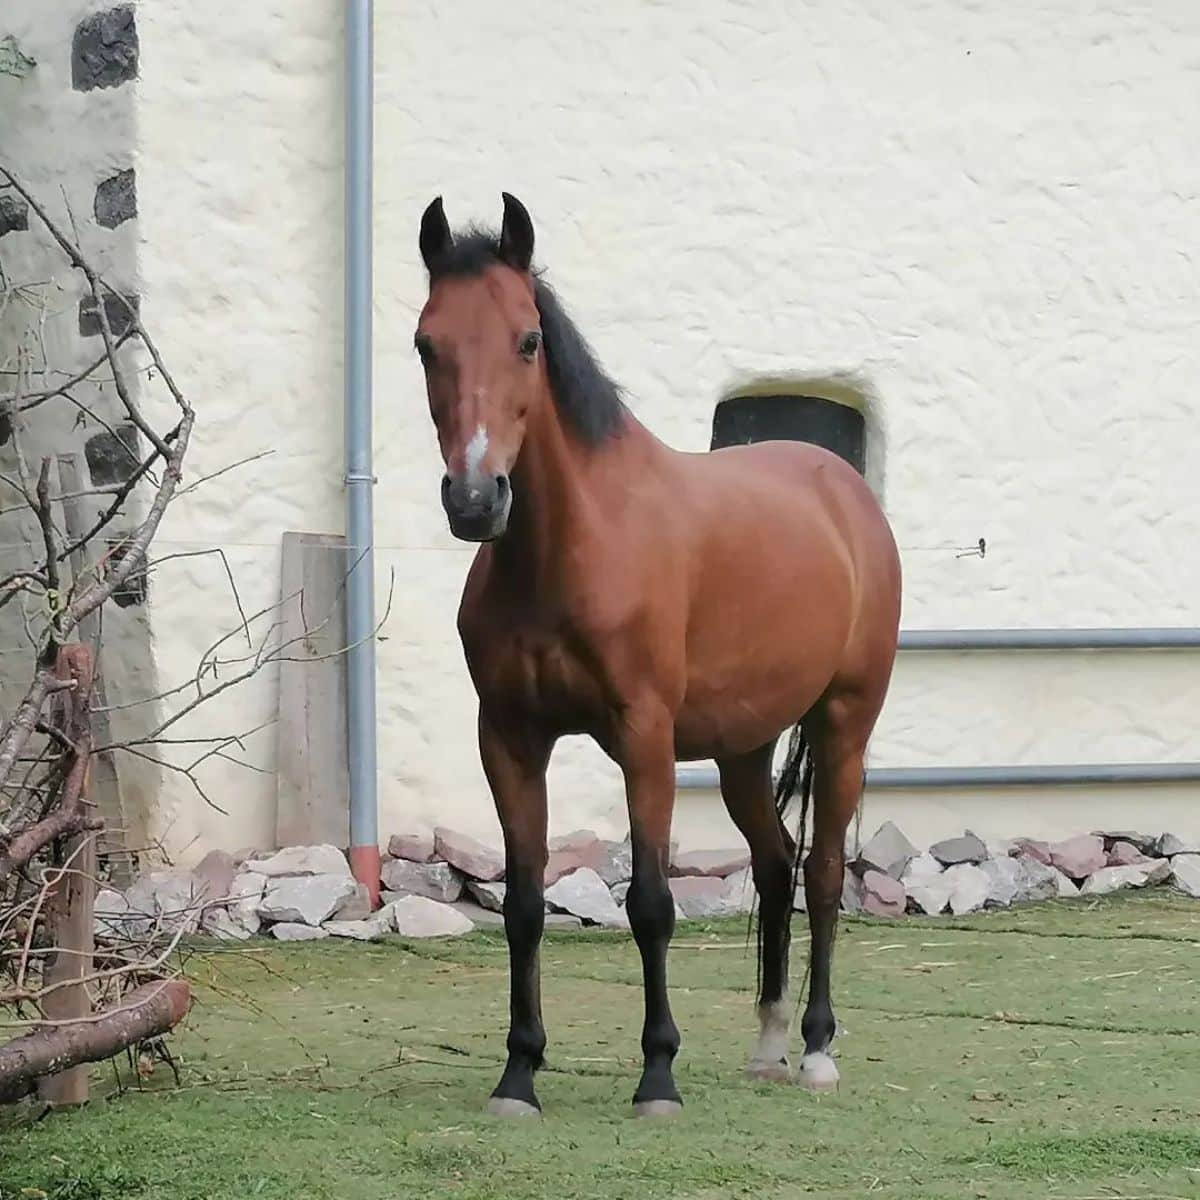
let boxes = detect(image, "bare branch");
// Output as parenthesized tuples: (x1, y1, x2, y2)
(7, 332, 134, 411)
(56, 431, 172, 567)
(34, 458, 62, 649)
(0, 980, 192, 1102)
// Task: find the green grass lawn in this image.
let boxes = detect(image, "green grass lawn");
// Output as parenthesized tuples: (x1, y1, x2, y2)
(3, 892, 1199, 1199)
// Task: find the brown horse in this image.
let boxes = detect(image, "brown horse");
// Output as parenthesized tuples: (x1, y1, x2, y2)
(414, 193, 901, 1117)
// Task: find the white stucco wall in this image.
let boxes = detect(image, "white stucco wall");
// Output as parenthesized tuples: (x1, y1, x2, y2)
(86, 0, 1200, 860)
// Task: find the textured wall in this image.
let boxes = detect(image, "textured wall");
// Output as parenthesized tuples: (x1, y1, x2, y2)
(1, 3, 161, 848)
(103, 0, 1200, 858)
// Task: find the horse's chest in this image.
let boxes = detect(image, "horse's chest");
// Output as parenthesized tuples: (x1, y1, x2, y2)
(471, 630, 608, 733)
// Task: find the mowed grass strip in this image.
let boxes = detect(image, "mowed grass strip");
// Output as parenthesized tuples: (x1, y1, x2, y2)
(2, 893, 1197, 1200)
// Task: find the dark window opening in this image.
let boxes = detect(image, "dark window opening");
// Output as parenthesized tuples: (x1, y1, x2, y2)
(710, 393, 866, 476)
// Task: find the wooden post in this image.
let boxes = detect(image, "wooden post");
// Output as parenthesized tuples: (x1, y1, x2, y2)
(275, 531, 351, 849)
(36, 644, 97, 1107)
(56, 454, 131, 887)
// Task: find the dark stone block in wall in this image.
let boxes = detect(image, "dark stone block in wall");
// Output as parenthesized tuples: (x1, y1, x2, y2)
(72, 6, 138, 92)
(0, 195, 29, 237)
(79, 293, 139, 338)
(94, 169, 137, 228)
(104, 539, 149, 608)
(85, 425, 141, 487)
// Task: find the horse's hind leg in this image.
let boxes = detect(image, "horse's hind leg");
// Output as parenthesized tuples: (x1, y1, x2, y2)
(717, 744, 797, 1082)
(797, 696, 873, 1092)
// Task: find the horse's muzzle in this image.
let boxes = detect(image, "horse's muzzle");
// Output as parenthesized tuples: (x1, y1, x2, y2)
(441, 472, 511, 542)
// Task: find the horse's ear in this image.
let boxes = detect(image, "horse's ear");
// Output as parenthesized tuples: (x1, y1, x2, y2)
(498, 192, 535, 273)
(419, 196, 452, 272)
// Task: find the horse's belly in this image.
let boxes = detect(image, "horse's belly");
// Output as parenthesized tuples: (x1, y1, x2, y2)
(673, 656, 832, 761)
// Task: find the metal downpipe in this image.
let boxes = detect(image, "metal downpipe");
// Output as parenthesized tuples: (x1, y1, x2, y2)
(344, 0, 379, 904)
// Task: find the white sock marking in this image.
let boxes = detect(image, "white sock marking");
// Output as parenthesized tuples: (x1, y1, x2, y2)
(798, 1051, 840, 1090)
(751, 995, 792, 1065)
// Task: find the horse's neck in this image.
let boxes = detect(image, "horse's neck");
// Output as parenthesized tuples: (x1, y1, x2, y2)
(494, 397, 658, 589)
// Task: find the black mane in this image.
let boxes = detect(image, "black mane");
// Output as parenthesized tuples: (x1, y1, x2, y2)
(427, 228, 627, 445)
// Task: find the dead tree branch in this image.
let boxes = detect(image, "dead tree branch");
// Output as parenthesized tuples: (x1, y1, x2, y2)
(0, 979, 192, 1102)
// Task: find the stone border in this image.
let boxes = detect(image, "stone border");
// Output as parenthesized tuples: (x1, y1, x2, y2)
(92, 823, 1200, 947)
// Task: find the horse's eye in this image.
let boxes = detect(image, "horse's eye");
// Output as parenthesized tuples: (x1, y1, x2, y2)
(519, 331, 542, 360)
(415, 336, 435, 367)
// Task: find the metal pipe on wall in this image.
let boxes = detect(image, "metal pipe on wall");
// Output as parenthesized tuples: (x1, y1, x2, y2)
(900, 628, 1200, 651)
(676, 762, 1200, 790)
(676, 627, 1200, 792)
(344, 0, 380, 905)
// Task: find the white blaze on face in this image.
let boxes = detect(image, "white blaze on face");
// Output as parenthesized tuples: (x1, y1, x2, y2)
(464, 423, 489, 502)
(465, 423, 489, 475)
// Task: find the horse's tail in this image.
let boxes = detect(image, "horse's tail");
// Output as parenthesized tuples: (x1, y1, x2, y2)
(752, 722, 812, 993)
(774, 721, 813, 916)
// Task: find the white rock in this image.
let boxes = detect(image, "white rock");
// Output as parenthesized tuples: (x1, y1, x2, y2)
(1080, 864, 1149, 896)
(1169, 854, 1200, 898)
(125, 870, 202, 935)
(979, 856, 1022, 907)
(943, 863, 990, 915)
(254, 844, 352, 879)
(1081, 859, 1172, 896)
(841, 872, 865, 914)
(610, 881, 630, 906)
(451, 900, 505, 927)
(270, 922, 329, 941)
(466, 880, 505, 912)
(382, 859, 463, 903)
(907, 874, 954, 915)
(203, 908, 254, 941)
(1157, 833, 1200, 858)
(191, 849, 237, 904)
(324, 912, 392, 941)
(94, 888, 131, 941)
(1055, 870, 1080, 898)
(259, 874, 357, 926)
(1010, 856, 1062, 903)
(227, 870, 266, 935)
(1137, 858, 1172, 887)
(595, 839, 634, 886)
(331, 882, 373, 922)
(901, 852, 945, 883)
(545, 867, 630, 927)
(721, 866, 758, 914)
(387, 895, 476, 937)
(856, 821, 917, 879)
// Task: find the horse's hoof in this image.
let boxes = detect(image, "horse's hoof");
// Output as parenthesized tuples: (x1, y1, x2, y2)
(797, 1052, 840, 1093)
(487, 1096, 541, 1118)
(745, 1057, 794, 1083)
(633, 1099, 683, 1119)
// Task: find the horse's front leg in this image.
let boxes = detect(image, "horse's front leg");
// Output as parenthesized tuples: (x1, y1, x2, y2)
(478, 711, 551, 1117)
(619, 707, 683, 1117)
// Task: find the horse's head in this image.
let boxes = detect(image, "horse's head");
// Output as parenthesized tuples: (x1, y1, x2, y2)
(415, 193, 543, 542)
